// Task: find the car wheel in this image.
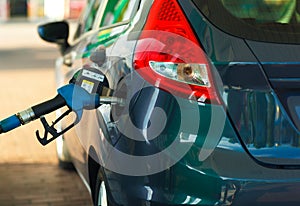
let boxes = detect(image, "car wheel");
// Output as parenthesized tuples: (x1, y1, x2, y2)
(94, 171, 112, 206)
(97, 181, 109, 206)
(94, 168, 132, 206)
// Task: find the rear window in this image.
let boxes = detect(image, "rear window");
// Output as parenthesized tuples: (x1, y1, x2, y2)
(193, 0, 300, 43)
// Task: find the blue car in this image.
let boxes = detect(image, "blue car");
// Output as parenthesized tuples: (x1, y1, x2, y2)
(38, 0, 300, 205)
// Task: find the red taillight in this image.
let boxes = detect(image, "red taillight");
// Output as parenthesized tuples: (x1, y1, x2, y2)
(133, 0, 220, 104)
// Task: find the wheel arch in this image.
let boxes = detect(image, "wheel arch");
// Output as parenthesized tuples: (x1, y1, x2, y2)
(88, 146, 101, 203)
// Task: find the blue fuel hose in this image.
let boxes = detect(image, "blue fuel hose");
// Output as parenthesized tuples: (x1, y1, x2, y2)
(0, 115, 21, 133)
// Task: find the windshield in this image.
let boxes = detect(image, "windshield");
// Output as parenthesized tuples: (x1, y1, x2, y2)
(193, 0, 300, 43)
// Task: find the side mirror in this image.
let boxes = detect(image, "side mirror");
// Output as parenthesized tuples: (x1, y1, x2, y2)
(38, 21, 70, 53)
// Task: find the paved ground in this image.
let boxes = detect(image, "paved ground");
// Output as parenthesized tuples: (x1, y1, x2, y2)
(0, 164, 92, 206)
(0, 20, 93, 205)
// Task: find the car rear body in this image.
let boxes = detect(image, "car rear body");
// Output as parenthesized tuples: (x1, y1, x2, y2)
(40, 0, 300, 205)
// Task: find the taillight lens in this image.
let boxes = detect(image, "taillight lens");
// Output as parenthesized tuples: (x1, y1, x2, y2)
(149, 61, 210, 87)
(133, 0, 220, 104)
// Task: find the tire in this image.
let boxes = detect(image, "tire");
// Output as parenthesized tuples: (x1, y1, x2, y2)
(94, 170, 112, 206)
(94, 168, 130, 206)
(58, 159, 75, 170)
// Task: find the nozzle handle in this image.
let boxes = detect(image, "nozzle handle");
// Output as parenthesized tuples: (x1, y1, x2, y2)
(31, 94, 66, 118)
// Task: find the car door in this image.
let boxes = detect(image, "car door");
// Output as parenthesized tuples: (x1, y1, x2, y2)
(54, 0, 105, 180)
(61, 0, 141, 182)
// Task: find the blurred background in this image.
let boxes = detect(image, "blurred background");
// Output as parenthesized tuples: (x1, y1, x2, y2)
(0, 0, 93, 205)
(0, 0, 85, 21)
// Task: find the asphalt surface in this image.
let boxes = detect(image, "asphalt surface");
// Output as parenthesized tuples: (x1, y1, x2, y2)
(0, 20, 93, 205)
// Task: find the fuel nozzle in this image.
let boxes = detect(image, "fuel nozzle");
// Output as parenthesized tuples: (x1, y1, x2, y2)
(69, 46, 126, 107)
(34, 65, 124, 145)
(0, 47, 125, 145)
(0, 67, 122, 145)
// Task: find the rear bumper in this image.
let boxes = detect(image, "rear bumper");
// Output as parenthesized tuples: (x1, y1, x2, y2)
(105, 157, 300, 205)
(103, 83, 300, 205)
(231, 181, 300, 206)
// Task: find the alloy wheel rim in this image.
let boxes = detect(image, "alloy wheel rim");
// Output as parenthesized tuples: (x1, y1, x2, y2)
(98, 181, 108, 206)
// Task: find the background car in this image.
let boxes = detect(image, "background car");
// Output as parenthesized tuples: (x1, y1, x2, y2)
(38, 0, 300, 205)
